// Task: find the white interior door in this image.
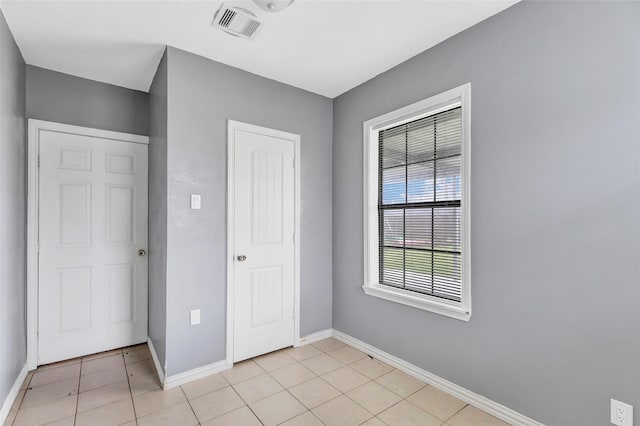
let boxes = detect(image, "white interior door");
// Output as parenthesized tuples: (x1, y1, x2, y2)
(232, 124, 296, 362)
(38, 129, 148, 365)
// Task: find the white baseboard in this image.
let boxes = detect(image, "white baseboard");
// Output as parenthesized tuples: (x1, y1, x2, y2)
(296, 329, 333, 347)
(0, 363, 29, 425)
(163, 360, 229, 390)
(147, 338, 165, 387)
(332, 330, 543, 426)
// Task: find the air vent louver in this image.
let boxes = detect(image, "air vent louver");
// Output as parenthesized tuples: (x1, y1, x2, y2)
(212, 5, 263, 40)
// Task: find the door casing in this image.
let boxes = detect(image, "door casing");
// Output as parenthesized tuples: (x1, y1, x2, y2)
(226, 120, 301, 367)
(26, 119, 149, 370)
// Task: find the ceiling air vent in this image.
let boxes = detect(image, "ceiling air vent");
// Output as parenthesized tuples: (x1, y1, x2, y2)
(212, 4, 263, 40)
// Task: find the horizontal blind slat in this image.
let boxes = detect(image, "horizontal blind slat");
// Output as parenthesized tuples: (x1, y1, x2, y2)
(378, 106, 463, 302)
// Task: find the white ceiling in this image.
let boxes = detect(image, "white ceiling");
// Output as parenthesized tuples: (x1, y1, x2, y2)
(1, 0, 517, 98)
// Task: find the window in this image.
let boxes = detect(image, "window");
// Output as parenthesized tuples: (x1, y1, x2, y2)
(363, 84, 471, 321)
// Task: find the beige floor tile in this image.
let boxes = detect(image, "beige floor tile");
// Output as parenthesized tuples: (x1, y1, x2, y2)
(327, 346, 368, 365)
(12, 394, 77, 426)
(75, 398, 135, 426)
(349, 358, 393, 380)
(3, 392, 22, 426)
(375, 369, 426, 398)
(312, 394, 372, 426)
(447, 405, 508, 426)
(360, 417, 387, 426)
(407, 386, 467, 421)
(312, 338, 346, 353)
(21, 377, 78, 409)
(123, 346, 151, 364)
(20, 372, 34, 390)
(76, 380, 131, 413)
(254, 350, 298, 372)
(133, 386, 187, 418)
(288, 377, 341, 409)
(81, 354, 126, 376)
(118, 422, 136, 426)
(200, 406, 262, 426)
(30, 364, 81, 387)
(181, 373, 228, 400)
(284, 345, 323, 361)
(378, 400, 442, 426)
(137, 401, 198, 426)
(36, 359, 80, 372)
(280, 411, 324, 426)
(9, 388, 26, 412)
(270, 363, 316, 388)
(41, 416, 75, 426)
(232, 373, 284, 403)
(81, 349, 123, 363)
(79, 367, 128, 393)
(222, 360, 264, 385)
(190, 386, 245, 423)
(128, 370, 162, 396)
(125, 358, 161, 396)
(347, 381, 402, 415)
(301, 353, 344, 375)
(248, 391, 306, 426)
(322, 366, 370, 393)
(125, 358, 156, 378)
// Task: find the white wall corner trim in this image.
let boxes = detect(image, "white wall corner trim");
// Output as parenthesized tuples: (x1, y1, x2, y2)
(331, 330, 544, 426)
(296, 329, 333, 347)
(0, 363, 29, 425)
(146, 338, 165, 387)
(163, 360, 230, 390)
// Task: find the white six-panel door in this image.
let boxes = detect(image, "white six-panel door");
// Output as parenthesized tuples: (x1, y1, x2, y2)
(38, 129, 148, 365)
(231, 124, 296, 362)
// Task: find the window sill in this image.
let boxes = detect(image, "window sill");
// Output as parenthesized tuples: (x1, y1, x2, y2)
(362, 284, 471, 321)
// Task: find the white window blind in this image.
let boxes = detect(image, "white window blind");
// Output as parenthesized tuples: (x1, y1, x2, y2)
(378, 107, 462, 302)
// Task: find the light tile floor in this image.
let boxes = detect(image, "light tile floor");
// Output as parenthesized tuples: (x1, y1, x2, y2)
(4, 338, 509, 426)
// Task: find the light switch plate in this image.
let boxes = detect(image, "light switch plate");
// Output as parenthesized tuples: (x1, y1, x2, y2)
(190, 309, 201, 325)
(191, 194, 201, 209)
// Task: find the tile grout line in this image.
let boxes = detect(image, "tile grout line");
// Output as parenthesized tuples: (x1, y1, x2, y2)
(123, 351, 140, 426)
(73, 356, 84, 426)
(178, 385, 202, 426)
(444, 402, 469, 423)
(226, 378, 266, 425)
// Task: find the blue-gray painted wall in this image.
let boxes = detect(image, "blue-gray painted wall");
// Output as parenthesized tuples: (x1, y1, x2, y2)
(26, 65, 149, 136)
(0, 9, 26, 411)
(161, 47, 333, 375)
(148, 50, 168, 371)
(332, 2, 640, 425)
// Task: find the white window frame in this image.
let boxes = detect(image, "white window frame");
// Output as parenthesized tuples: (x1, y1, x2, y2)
(362, 83, 471, 321)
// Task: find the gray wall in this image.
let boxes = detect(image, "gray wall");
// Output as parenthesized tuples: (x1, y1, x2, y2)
(0, 9, 26, 410)
(332, 2, 640, 425)
(148, 50, 168, 370)
(162, 47, 333, 375)
(26, 65, 149, 135)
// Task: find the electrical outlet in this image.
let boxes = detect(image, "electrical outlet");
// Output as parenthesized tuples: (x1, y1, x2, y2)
(190, 309, 201, 325)
(611, 399, 633, 426)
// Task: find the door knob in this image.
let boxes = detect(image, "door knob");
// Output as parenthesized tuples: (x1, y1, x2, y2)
(137, 249, 146, 257)
(237, 255, 247, 261)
